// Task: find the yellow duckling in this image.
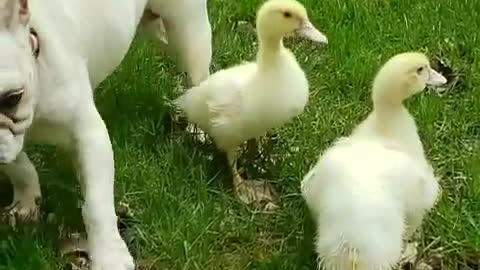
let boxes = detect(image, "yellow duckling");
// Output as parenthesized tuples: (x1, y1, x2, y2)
(176, 0, 327, 205)
(302, 52, 446, 270)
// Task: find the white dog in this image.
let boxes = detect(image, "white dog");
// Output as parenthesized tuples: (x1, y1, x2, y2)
(0, 0, 211, 269)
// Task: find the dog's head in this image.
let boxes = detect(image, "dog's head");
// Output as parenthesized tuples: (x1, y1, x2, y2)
(0, 0, 37, 163)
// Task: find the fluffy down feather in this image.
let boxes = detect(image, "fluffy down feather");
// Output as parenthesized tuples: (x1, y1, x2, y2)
(301, 52, 445, 269)
(302, 138, 439, 270)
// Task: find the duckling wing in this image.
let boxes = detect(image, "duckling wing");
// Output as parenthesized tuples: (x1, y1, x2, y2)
(304, 139, 406, 269)
(383, 154, 440, 217)
(204, 68, 254, 145)
(304, 138, 440, 270)
(176, 63, 255, 140)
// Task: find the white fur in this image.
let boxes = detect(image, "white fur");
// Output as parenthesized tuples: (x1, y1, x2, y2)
(143, 0, 212, 85)
(0, 0, 212, 269)
(301, 52, 443, 270)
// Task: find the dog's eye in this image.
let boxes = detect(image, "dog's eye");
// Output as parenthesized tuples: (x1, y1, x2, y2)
(0, 89, 24, 112)
(283, 11, 292, 18)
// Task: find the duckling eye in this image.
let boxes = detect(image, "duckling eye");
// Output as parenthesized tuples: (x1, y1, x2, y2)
(283, 11, 292, 18)
(416, 67, 425, 74)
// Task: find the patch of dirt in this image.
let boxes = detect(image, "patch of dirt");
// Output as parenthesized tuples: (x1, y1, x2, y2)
(400, 246, 441, 270)
(59, 232, 90, 270)
(464, 251, 480, 270)
(430, 56, 463, 93)
(57, 200, 142, 270)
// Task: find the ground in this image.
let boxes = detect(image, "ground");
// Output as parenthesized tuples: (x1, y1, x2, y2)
(0, 0, 479, 269)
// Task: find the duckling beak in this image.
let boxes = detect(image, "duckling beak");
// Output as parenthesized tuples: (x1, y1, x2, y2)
(426, 68, 447, 86)
(296, 20, 328, 44)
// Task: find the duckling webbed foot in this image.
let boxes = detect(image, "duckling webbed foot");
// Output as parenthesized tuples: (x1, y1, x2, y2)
(233, 175, 277, 209)
(398, 241, 419, 269)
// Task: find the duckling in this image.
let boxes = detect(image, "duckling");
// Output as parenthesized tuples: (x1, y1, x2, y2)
(301, 52, 446, 270)
(175, 0, 327, 205)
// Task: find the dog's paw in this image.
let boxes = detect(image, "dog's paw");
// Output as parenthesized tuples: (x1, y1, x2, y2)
(2, 196, 41, 226)
(90, 236, 134, 270)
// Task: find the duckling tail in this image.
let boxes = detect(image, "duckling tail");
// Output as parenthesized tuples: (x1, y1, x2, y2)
(173, 93, 187, 111)
(174, 87, 210, 128)
(314, 203, 403, 270)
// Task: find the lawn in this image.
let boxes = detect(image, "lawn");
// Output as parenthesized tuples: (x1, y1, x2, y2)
(1, 0, 479, 269)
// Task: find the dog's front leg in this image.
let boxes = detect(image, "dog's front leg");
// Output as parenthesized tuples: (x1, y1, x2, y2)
(73, 102, 134, 270)
(0, 151, 41, 223)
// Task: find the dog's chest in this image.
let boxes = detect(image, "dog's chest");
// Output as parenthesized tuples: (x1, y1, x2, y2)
(27, 98, 77, 147)
(26, 119, 72, 147)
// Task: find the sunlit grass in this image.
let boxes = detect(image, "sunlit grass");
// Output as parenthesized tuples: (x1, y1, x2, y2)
(0, 0, 478, 269)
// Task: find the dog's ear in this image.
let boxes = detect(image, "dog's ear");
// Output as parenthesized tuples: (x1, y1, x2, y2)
(0, 0, 30, 28)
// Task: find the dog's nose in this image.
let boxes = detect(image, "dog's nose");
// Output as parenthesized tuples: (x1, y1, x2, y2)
(0, 157, 9, 165)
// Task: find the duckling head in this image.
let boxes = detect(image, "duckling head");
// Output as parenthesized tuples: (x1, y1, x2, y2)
(256, 0, 328, 44)
(372, 52, 447, 105)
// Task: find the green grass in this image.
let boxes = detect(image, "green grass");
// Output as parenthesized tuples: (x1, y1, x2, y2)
(1, 0, 479, 269)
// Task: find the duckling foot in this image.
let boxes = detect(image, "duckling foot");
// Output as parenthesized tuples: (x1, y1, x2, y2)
(234, 176, 278, 209)
(399, 241, 419, 269)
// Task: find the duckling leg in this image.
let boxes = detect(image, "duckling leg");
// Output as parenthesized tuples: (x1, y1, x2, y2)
(226, 149, 275, 206)
(405, 212, 425, 239)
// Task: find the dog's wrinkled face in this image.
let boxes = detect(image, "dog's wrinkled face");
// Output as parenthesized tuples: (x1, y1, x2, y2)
(0, 0, 36, 164)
